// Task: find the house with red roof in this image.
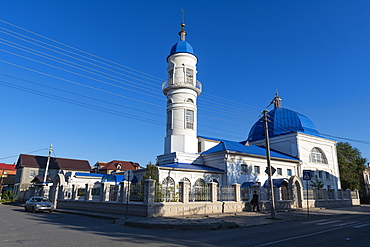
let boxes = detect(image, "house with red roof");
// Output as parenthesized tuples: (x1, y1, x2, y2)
(0, 163, 16, 193)
(93, 160, 140, 174)
(14, 154, 92, 201)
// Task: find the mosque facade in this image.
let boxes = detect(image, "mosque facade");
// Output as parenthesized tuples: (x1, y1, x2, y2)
(152, 21, 341, 201)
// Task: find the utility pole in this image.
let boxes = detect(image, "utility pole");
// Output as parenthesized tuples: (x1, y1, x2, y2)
(263, 110, 276, 219)
(43, 143, 53, 187)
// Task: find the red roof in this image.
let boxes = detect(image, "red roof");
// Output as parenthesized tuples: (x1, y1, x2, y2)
(0, 163, 16, 170)
(16, 154, 91, 171)
(96, 160, 140, 171)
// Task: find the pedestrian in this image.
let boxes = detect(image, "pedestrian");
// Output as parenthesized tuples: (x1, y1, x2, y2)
(251, 191, 260, 212)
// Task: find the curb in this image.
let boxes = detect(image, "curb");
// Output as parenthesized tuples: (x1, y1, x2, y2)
(55, 209, 119, 220)
(124, 220, 239, 230)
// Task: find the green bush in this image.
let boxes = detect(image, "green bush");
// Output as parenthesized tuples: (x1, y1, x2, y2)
(0, 191, 15, 203)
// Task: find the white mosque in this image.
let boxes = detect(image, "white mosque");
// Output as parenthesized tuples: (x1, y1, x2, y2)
(148, 21, 341, 198)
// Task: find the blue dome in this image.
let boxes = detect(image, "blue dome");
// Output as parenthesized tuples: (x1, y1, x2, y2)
(247, 107, 319, 142)
(169, 40, 194, 56)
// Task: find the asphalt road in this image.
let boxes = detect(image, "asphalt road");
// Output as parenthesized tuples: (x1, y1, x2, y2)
(1, 204, 369, 247)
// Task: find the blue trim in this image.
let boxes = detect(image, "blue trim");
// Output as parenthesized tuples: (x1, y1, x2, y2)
(201, 140, 300, 161)
(263, 178, 288, 188)
(75, 172, 104, 178)
(241, 182, 258, 188)
(101, 174, 125, 184)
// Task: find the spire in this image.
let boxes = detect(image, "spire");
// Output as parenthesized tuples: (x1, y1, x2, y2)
(178, 9, 187, 41)
(273, 89, 282, 108)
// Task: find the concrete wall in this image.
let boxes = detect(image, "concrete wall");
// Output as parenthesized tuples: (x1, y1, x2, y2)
(54, 179, 360, 217)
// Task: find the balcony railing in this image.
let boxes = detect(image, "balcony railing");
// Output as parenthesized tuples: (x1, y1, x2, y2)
(162, 79, 202, 94)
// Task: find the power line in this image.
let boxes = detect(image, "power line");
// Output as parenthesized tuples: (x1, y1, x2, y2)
(0, 148, 48, 160)
(1, 20, 367, 146)
(0, 37, 161, 91)
(0, 77, 251, 139)
(0, 21, 265, 114)
(0, 48, 165, 100)
(0, 22, 164, 83)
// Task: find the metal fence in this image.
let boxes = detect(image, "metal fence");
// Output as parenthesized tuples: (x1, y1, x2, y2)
(155, 184, 179, 202)
(190, 184, 210, 202)
(109, 185, 119, 201)
(303, 189, 315, 200)
(130, 183, 144, 202)
(218, 186, 234, 201)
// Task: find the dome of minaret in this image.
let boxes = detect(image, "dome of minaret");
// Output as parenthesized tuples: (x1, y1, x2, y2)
(168, 22, 195, 59)
(169, 40, 194, 56)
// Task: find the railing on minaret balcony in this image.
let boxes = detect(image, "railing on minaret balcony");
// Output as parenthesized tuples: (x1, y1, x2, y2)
(162, 79, 202, 95)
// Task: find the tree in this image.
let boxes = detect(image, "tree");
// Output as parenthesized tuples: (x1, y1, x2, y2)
(310, 175, 324, 189)
(141, 162, 159, 183)
(337, 142, 367, 190)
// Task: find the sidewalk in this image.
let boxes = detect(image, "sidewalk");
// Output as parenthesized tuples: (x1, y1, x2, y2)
(55, 205, 369, 230)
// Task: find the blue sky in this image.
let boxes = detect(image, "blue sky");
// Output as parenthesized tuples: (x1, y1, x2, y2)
(0, 0, 369, 167)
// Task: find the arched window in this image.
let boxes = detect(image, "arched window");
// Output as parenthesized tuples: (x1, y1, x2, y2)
(162, 177, 176, 202)
(167, 110, 172, 130)
(180, 177, 191, 186)
(162, 177, 175, 187)
(309, 147, 328, 164)
(167, 99, 173, 105)
(192, 178, 208, 201)
(186, 68, 194, 84)
(185, 109, 194, 129)
(168, 69, 174, 84)
(186, 98, 194, 103)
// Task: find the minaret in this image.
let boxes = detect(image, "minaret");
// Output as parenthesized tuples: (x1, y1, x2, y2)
(159, 21, 202, 164)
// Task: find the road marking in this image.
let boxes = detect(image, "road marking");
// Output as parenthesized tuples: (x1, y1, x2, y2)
(353, 222, 370, 228)
(333, 221, 358, 226)
(316, 220, 342, 225)
(301, 219, 328, 224)
(255, 221, 364, 247)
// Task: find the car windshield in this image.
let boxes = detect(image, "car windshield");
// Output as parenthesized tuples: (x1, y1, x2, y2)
(34, 198, 49, 202)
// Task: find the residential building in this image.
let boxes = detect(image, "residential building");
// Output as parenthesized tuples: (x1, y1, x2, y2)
(14, 154, 91, 201)
(93, 160, 140, 174)
(0, 163, 16, 193)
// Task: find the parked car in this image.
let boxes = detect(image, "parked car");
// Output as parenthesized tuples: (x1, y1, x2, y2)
(24, 196, 54, 213)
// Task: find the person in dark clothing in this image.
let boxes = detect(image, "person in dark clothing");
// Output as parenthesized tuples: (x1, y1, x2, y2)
(251, 191, 260, 212)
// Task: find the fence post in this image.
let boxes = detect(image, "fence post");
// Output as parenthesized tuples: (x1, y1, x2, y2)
(208, 182, 218, 203)
(100, 183, 109, 202)
(337, 189, 343, 199)
(351, 189, 359, 200)
(346, 189, 351, 199)
(84, 184, 91, 201)
(119, 181, 129, 203)
(71, 184, 76, 200)
(232, 183, 240, 202)
(329, 189, 336, 200)
(144, 179, 156, 204)
(144, 179, 156, 217)
(179, 181, 190, 203)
